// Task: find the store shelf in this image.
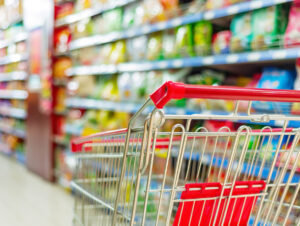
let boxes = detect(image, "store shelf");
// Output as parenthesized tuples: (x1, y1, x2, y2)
(66, 47, 300, 76)
(176, 152, 300, 183)
(0, 106, 26, 119)
(66, 97, 300, 128)
(0, 124, 26, 139)
(0, 53, 28, 66)
(66, 65, 117, 76)
(0, 32, 28, 49)
(55, 0, 136, 27)
(0, 71, 27, 82)
(0, 90, 28, 100)
(68, 0, 293, 51)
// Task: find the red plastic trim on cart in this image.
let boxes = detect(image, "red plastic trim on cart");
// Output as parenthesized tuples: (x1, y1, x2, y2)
(150, 81, 300, 109)
(173, 180, 266, 226)
(71, 128, 128, 152)
(71, 128, 294, 153)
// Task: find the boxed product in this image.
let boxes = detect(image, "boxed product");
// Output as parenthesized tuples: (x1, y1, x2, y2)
(251, 5, 289, 50)
(212, 31, 231, 55)
(253, 67, 296, 113)
(230, 12, 252, 52)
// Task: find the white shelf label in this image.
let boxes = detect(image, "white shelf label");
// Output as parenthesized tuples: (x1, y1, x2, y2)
(247, 53, 261, 61)
(172, 60, 183, 68)
(272, 50, 287, 59)
(171, 18, 182, 27)
(250, 1, 263, 9)
(158, 61, 168, 69)
(204, 11, 215, 20)
(226, 55, 239, 63)
(141, 25, 151, 34)
(227, 5, 239, 15)
(157, 22, 167, 30)
(203, 57, 214, 65)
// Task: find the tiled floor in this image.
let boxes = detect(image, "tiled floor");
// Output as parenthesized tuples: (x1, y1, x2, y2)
(0, 155, 74, 226)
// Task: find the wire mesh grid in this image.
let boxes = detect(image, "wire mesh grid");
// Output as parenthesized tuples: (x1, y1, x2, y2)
(71, 98, 300, 226)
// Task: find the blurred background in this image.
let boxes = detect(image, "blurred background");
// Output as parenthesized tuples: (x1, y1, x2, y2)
(0, 0, 300, 225)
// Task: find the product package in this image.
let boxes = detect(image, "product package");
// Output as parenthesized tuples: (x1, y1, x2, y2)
(162, 29, 177, 59)
(175, 25, 194, 57)
(146, 32, 163, 61)
(110, 41, 126, 64)
(230, 13, 252, 52)
(212, 30, 231, 55)
(126, 36, 147, 61)
(251, 5, 289, 50)
(284, 5, 300, 47)
(253, 67, 296, 113)
(101, 8, 123, 33)
(193, 21, 213, 56)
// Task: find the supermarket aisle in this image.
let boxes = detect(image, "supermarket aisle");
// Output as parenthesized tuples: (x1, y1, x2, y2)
(0, 155, 74, 226)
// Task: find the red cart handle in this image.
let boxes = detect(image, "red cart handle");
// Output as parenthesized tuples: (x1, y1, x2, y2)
(150, 81, 300, 109)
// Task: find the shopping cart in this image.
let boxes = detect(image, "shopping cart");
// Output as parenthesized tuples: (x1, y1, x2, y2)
(71, 81, 300, 226)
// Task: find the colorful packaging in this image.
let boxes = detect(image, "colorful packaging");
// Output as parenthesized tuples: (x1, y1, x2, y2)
(253, 67, 296, 113)
(71, 18, 93, 40)
(230, 13, 252, 52)
(193, 21, 213, 56)
(110, 41, 126, 64)
(162, 29, 176, 59)
(251, 5, 288, 50)
(117, 73, 132, 101)
(284, 5, 300, 47)
(146, 32, 163, 61)
(53, 57, 72, 79)
(212, 31, 231, 55)
(122, 3, 138, 29)
(101, 8, 123, 33)
(143, 0, 165, 23)
(175, 25, 194, 57)
(126, 36, 147, 61)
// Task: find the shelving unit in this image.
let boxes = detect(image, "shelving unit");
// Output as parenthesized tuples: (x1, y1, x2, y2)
(61, 0, 293, 51)
(0, 12, 29, 164)
(51, 0, 300, 224)
(55, 0, 136, 27)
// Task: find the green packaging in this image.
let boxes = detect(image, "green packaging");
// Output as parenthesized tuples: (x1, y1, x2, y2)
(175, 25, 194, 57)
(193, 21, 213, 56)
(230, 12, 253, 52)
(251, 5, 289, 50)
